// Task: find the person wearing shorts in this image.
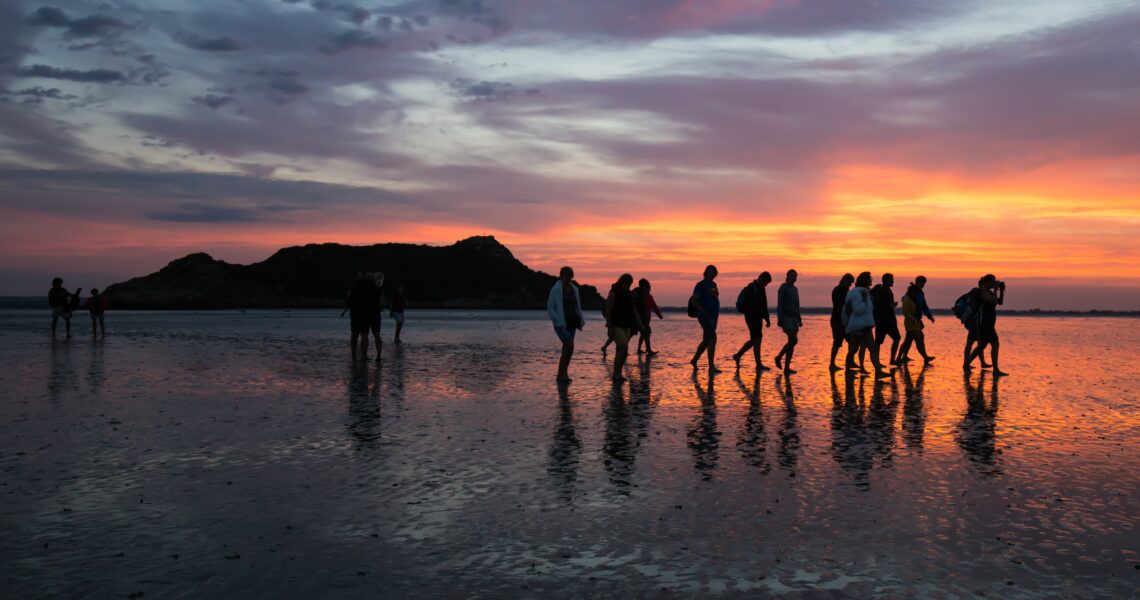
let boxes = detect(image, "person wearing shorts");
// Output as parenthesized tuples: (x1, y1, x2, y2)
(547, 266, 584, 383)
(732, 271, 772, 370)
(774, 270, 803, 374)
(689, 265, 721, 373)
(829, 273, 855, 371)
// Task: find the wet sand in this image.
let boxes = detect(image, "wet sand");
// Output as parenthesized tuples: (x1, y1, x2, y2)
(1, 310, 1137, 598)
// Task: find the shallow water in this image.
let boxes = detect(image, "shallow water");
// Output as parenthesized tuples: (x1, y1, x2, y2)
(1, 309, 1137, 598)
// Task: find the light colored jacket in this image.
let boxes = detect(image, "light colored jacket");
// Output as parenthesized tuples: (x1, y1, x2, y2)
(547, 280, 585, 330)
(843, 287, 875, 333)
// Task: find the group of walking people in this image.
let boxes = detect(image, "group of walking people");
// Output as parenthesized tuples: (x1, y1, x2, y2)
(547, 266, 1008, 383)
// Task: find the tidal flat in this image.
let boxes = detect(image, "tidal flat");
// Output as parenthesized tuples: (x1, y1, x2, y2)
(1, 310, 1137, 598)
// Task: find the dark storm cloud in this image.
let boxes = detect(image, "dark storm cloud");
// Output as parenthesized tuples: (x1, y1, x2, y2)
(318, 29, 389, 54)
(28, 6, 129, 40)
(174, 31, 245, 52)
(16, 64, 124, 82)
(192, 94, 235, 109)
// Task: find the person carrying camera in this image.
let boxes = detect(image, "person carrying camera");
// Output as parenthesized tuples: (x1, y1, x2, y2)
(967, 274, 1007, 376)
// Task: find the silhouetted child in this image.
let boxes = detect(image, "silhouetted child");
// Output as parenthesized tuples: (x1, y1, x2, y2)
(633, 278, 663, 356)
(84, 288, 108, 337)
(390, 284, 406, 344)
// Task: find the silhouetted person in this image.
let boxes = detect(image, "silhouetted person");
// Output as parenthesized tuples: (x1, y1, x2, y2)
(959, 277, 991, 370)
(606, 273, 645, 383)
(967, 274, 1007, 376)
(547, 266, 584, 383)
(632, 279, 663, 356)
(897, 281, 934, 363)
(689, 265, 721, 373)
(633, 278, 661, 355)
(732, 271, 772, 370)
(843, 272, 890, 378)
(774, 270, 802, 374)
(390, 283, 406, 344)
(347, 272, 383, 360)
(870, 273, 900, 365)
(84, 288, 108, 338)
(829, 273, 855, 371)
(47, 277, 78, 338)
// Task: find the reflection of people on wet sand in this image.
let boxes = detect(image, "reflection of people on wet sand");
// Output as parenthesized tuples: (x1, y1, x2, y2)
(775, 374, 799, 475)
(956, 371, 1002, 476)
(48, 277, 79, 338)
(606, 274, 645, 383)
(548, 384, 581, 499)
(735, 372, 770, 474)
(774, 270, 802, 374)
(830, 371, 873, 489)
(688, 372, 720, 480)
(547, 266, 584, 383)
(901, 364, 928, 452)
(347, 360, 382, 453)
(347, 272, 383, 361)
(84, 288, 108, 338)
(602, 382, 635, 490)
(732, 271, 772, 371)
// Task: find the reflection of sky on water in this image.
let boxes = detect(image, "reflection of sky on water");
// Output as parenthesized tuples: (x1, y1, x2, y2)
(1, 310, 1137, 597)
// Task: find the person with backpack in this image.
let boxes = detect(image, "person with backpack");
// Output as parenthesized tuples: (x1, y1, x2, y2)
(633, 278, 663, 356)
(897, 282, 934, 364)
(870, 273, 900, 366)
(828, 273, 855, 372)
(843, 272, 890, 379)
(955, 278, 991, 370)
(731, 271, 772, 370)
(606, 273, 645, 382)
(688, 265, 721, 373)
(547, 266, 585, 383)
(966, 274, 1007, 376)
(774, 269, 802, 374)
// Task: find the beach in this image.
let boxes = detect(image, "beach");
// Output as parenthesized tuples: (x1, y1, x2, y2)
(1, 309, 1137, 598)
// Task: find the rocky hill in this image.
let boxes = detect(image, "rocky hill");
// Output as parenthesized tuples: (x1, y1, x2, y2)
(103, 236, 604, 310)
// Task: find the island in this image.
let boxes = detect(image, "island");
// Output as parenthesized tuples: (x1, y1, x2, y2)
(102, 236, 605, 310)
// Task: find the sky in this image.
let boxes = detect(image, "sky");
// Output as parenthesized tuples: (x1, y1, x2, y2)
(1, 0, 1139, 309)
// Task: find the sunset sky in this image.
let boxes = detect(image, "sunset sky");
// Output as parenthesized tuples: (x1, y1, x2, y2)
(1, 0, 1138, 309)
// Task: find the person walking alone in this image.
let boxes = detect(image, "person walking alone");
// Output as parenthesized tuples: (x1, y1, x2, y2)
(774, 270, 802, 374)
(689, 265, 721, 373)
(732, 271, 772, 370)
(548, 266, 585, 383)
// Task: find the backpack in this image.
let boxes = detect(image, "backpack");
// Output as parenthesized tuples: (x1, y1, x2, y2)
(687, 296, 700, 318)
(735, 283, 754, 314)
(953, 289, 980, 324)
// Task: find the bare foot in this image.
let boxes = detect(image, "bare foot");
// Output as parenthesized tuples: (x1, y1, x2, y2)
(732, 354, 741, 368)
(758, 364, 772, 371)
(774, 355, 783, 369)
(993, 369, 1009, 377)
(709, 366, 722, 374)
(875, 370, 891, 379)
(829, 364, 842, 372)
(784, 368, 797, 375)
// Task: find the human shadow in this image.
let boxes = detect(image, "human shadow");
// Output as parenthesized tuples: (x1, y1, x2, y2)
(956, 370, 1002, 477)
(735, 372, 770, 474)
(602, 380, 636, 492)
(866, 370, 899, 469)
(548, 382, 581, 501)
(688, 372, 721, 481)
(775, 373, 800, 477)
(829, 370, 873, 489)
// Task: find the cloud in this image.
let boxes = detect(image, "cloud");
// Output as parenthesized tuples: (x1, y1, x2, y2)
(266, 78, 309, 95)
(16, 64, 124, 82)
(27, 6, 129, 40)
(174, 31, 245, 52)
(27, 6, 70, 27)
(318, 29, 388, 54)
(12, 86, 76, 100)
(148, 202, 266, 223)
(192, 94, 235, 109)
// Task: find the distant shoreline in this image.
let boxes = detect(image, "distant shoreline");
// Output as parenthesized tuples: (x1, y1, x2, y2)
(0, 297, 1136, 317)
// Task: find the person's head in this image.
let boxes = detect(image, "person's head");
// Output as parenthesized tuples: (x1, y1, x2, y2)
(839, 273, 855, 288)
(618, 273, 634, 288)
(638, 278, 650, 290)
(373, 272, 385, 288)
(559, 266, 573, 284)
(915, 275, 927, 289)
(758, 271, 772, 286)
(856, 272, 873, 288)
(786, 269, 797, 284)
(981, 274, 997, 289)
(882, 272, 894, 287)
(703, 264, 718, 280)
(905, 283, 918, 299)
(90, 288, 99, 296)
(52, 277, 62, 288)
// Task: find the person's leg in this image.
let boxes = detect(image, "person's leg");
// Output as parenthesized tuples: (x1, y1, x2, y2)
(51, 311, 58, 337)
(888, 329, 901, 365)
(751, 335, 763, 367)
(601, 332, 612, 353)
(845, 334, 860, 369)
(394, 314, 404, 343)
(359, 327, 370, 359)
(371, 324, 382, 359)
(614, 342, 628, 381)
(558, 339, 574, 380)
(706, 330, 719, 372)
(866, 330, 889, 377)
(830, 338, 843, 370)
(691, 340, 707, 366)
(874, 326, 887, 366)
(351, 328, 359, 358)
(98, 314, 105, 336)
(963, 329, 976, 369)
(91, 314, 97, 337)
(734, 339, 753, 366)
(898, 332, 913, 362)
(783, 331, 798, 374)
(858, 343, 867, 372)
(990, 332, 1006, 376)
(916, 331, 933, 361)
